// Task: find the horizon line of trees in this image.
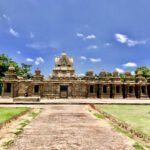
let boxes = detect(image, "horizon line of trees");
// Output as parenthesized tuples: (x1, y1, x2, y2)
(0, 54, 150, 80)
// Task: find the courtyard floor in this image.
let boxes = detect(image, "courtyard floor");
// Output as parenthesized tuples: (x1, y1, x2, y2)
(0, 97, 150, 105)
(7, 105, 134, 150)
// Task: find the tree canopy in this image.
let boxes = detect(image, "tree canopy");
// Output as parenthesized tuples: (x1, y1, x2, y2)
(135, 66, 150, 78)
(0, 54, 32, 79)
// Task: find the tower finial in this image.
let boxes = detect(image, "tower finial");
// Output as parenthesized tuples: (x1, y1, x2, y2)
(61, 51, 66, 55)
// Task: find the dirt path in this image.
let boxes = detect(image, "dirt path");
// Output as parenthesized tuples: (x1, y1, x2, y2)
(9, 105, 134, 150)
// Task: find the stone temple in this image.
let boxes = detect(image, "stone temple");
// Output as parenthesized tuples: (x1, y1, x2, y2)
(1, 52, 150, 99)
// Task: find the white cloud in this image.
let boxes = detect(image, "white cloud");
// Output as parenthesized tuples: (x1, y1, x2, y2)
(80, 56, 87, 60)
(90, 58, 101, 63)
(30, 32, 35, 38)
(35, 57, 44, 65)
(26, 58, 34, 62)
(115, 33, 146, 47)
(9, 28, 19, 38)
(115, 33, 128, 43)
(131, 71, 135, 75)
(76, 33, 84, 37)
(127, 40, 146, 47)
(17, 51, 21, 54)
(76, 33, 96, 40)
(87, 45, 98, 50)
(2, 14, 10, 24)
(115, 68, 124, 73)
(123, 62, 137, 67)
(85, 34, 96, 39)
(26, 41, 60, 50)
(77, 73, 85, 77)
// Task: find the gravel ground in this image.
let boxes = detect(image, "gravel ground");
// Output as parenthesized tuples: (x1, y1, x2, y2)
(9, 105, 134, 150)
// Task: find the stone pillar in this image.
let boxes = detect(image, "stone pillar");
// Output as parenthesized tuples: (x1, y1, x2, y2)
(145, 85, 148, 98)
(11, 83, 14, 97)
(1, 82, 5, 97)
(111, 84, 115, 98)
(124, 84, 128, 98)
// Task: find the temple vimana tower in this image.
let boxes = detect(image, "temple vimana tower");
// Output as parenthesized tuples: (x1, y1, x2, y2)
(2, 52, 150, 99)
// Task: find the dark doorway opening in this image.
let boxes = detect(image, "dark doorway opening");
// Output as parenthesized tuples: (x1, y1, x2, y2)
(103, 85, 107, 93)
(5, 83, 11, 93)
(90, 85, 94, 93)
(96, 84, 100, 98)
(34, 85, 39, 93)
(122, 85, 126, 98)
(60, 85, 68, 98)
(135, 85, 140, 98)
(129, 86, 133, 93)
(147, 85, 150, 98)
(60, 85, 68, 92)
(142, 86, 145, 94)
(116, 86, 120, 93)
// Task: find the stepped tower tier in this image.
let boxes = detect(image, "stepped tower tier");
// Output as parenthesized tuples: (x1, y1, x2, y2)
(49, 52, 77, 80)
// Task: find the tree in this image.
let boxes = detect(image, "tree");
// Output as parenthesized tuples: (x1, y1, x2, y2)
(94, 74, 99, 79)
(0, 54, 18, 77)
(119, 73, 125, 82)
(0, 54, 32, 78)
(135, 66, 150, 78)
(19, 63, 32, 78)
(107, 72, 112, 77)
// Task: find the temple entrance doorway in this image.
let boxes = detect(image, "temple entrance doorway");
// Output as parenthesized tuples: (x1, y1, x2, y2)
(60, 85, 68, 98)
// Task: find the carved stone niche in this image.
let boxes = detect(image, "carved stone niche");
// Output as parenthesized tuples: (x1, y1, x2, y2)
(35, 69, 41, 76)
(99, 70, 107, 82)
(86, 70, 94, 76)
(113, 70, 119, 77)
(4, 65, 17, 80)
(83, 70, 95, 80)
(32, 69, 44, 81)
(136, 71, 145, 83)
(124, 71, 134, 83)
(99, 70, 107, 77)
(111, 70, 121, 82)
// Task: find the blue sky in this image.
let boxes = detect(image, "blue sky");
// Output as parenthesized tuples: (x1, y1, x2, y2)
(0, 0, 150, 77)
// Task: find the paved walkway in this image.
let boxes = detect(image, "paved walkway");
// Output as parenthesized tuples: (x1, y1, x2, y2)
(9, 105, 134, 150)
(0, 97, 150, 104)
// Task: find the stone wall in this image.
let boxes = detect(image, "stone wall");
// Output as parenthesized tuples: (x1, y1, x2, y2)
(2, 78, 150, 99)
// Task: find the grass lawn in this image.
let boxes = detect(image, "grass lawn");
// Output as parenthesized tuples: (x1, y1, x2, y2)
(95, 105, 150, 136)
(0, 107, 28, 124)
